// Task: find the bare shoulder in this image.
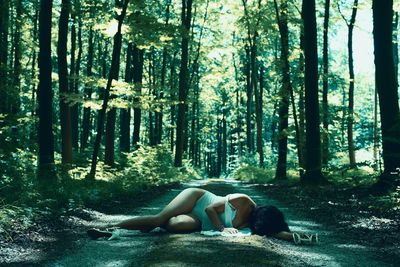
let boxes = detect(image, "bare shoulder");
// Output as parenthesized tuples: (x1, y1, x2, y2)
(228, 193, 256, 209)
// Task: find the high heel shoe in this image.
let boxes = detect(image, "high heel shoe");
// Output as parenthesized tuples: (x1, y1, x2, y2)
(293, 232, 319, 245)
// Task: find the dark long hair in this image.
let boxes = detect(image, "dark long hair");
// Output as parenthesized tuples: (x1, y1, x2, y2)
(249, 205, 289, 236)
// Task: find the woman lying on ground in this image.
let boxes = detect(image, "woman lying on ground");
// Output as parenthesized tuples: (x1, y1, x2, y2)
(87, 188, 318, 244)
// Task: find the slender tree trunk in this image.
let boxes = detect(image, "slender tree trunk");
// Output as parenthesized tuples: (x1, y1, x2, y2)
(30, 5, 39, 117)
(170, 52, 177, 152)
(343, 0, 359, 167)
(72, 6, 82, 150)
(189, 79, 198, 162)
(298, 26, 306, 170)
(174, 0, 193, 167)
(88, 0, 130, 178)
(216, 118, 222, 176)
(37, 0, 55, 168)
(0, 0, 9, 114)
(274, 0, 291, 178)
(373, 86, 379, 170)
(372, 0, 400, 185)
(393, 11, 399, 87)
(69, 4, 78, 150)
(232, 44, 243, 158)
(251, 37, 264, 168)
(132, 45, 144, 148)
(157, 2, 171, 145)
(81, 26, 93, 151)
(301, 0, 325, 183)
(148, 50, 156, 146)
(245, 45, 254, 153)
(322, 0, 330, 166)
(11, 0, 22, 114)
(120, 43, 133, 152)
(57, 0, 73, 164)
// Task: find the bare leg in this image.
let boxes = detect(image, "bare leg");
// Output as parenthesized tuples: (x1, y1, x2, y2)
(109, 188, 205, 231)
(163, 214, 201, 233)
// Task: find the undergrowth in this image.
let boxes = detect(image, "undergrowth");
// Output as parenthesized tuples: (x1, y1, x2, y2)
(0, 144, 200, 242)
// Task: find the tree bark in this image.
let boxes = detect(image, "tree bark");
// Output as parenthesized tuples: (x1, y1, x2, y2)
(245, 45, 254, 153)
(174, 0, 193, 167)
(170, 52, 177, 152)
(372, 0, 400, 185)
(30, 5, 39, 117)
(339, 0, 358, 167)
(301, 0, 325, 183)
(81, 26, 94, 151)
(37, 0, 55, 167)
(298, 24, 306, 170)
(393, 12, 399, 87)
(274, 0, 291, 178)
(72, 5, 82, 150)
(322, 0, 330, 166)
(0, 0, 9, 114)
(11, 0, 22, 114)
(119, 42, 133, 152)
(132, 45, 144, 148)
(88, 0, 130, 178)
(57, 0, 73, 164)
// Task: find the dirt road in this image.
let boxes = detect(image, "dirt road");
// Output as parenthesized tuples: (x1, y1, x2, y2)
(30, 179, 397, 266)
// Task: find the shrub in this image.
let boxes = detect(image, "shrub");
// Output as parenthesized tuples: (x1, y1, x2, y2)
(233, 165, 274, 183)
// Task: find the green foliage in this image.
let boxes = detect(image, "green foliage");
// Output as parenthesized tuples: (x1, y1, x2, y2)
(232, 165, 274, 183)
(0, 203, 35, 242)
(120, 144, 193, 190)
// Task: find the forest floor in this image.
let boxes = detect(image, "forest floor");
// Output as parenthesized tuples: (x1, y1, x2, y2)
(0, 178, 399, 266)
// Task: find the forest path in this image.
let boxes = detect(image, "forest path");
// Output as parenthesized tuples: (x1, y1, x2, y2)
(45, 179, 392, 267)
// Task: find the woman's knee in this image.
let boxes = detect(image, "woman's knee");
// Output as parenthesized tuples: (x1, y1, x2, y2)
(164, 216, 179, 232)
(164, 216, 188, 232)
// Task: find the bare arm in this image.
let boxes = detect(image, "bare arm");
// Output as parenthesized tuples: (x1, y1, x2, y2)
(204, 199, 226, 231)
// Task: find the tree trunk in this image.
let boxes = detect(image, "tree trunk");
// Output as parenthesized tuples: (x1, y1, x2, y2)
(169, 52, 177, 152)
(71, 5, 82, 150)
(120, 42, 133, 152)
(0, 0, 9, 114)
(393, 11, 399, 87)
(344, 0, 359, 167)
(217, 118, 222, 176)
(251, 37, 264, 168)
(245, 45, 254, 153)
(298, 25, 306, 170)
(373, 86, 379, 170)
(57, 0, 73, 164)
(222, 106, 228, 174)
(322, 0, 330, 166)
(301, 0, 325, 183)
(30, 5, 39, 117)
(174, 0, 193, 167)
(37, 0, 55, 168)
(372, 0, 400, 185)
(157, 2, 171, 145)
(148, 50, 156, 146)
(81, 26, 93, 151)
(88, 0, 130, 178)
(132, 45, 144, 148)
(232, 45, 243, 158)
(104, 23, 122, 166)
(11, 0, 22, 114)
(274, 0, 291, 178)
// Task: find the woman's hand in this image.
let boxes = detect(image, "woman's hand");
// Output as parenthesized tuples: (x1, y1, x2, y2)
(222, 227, 239, 234)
